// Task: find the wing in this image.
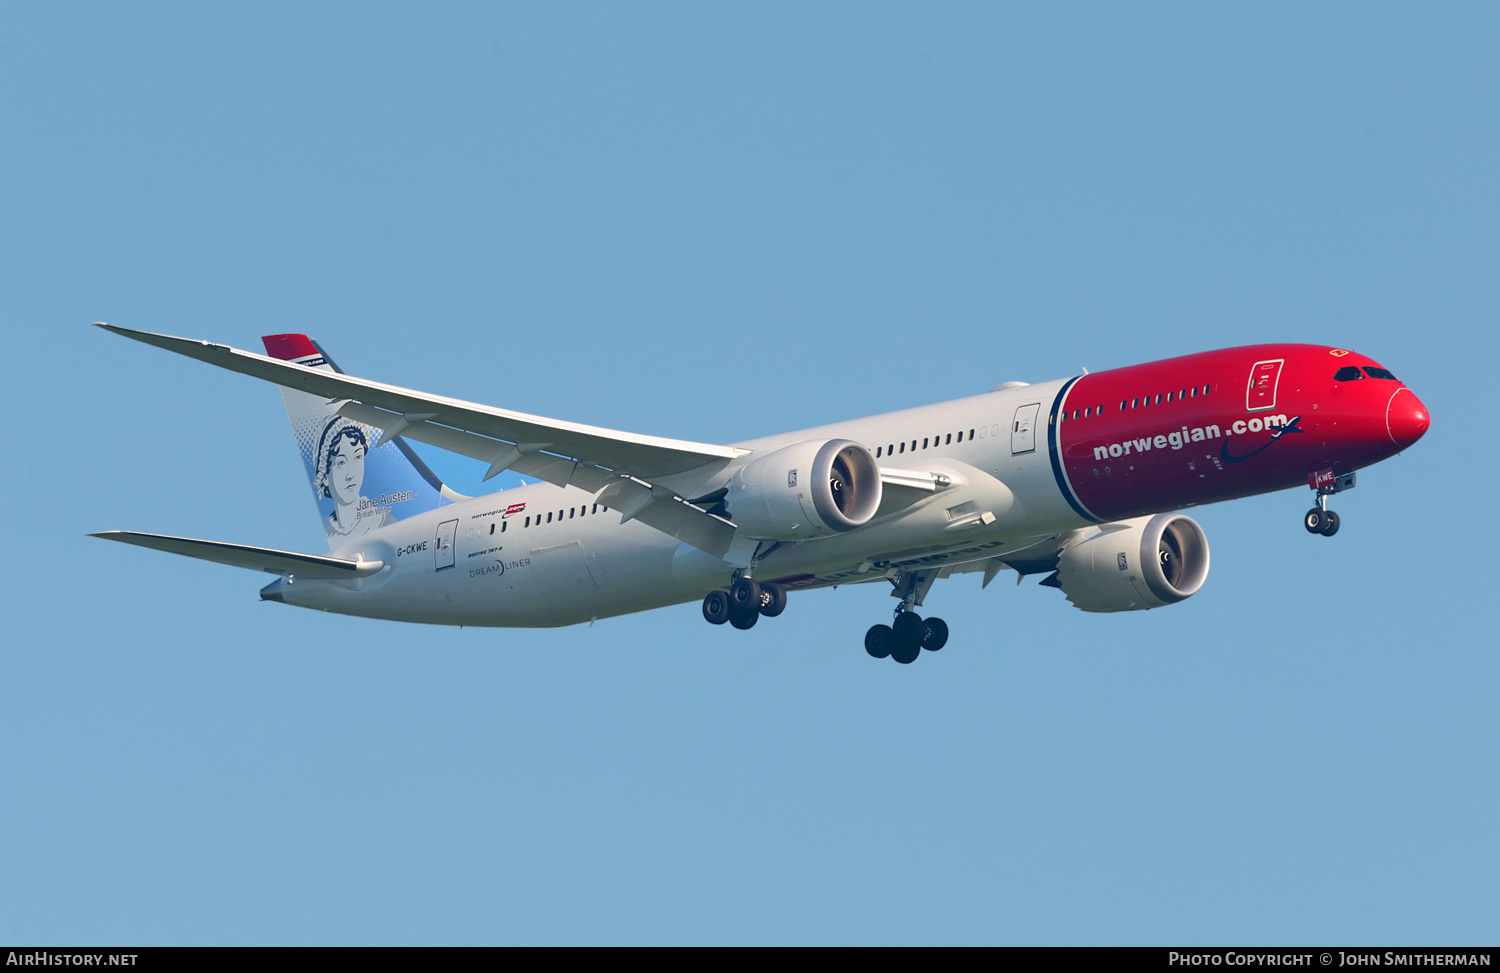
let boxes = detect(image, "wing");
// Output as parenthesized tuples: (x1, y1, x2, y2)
(97, 324, 745, 557)
(91, 531, 385, 579)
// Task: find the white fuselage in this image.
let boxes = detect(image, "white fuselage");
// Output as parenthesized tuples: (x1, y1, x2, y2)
(268, 381, 1087, 626)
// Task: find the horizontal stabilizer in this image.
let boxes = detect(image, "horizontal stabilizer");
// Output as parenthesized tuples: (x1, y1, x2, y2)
(90, 531, 384, 579)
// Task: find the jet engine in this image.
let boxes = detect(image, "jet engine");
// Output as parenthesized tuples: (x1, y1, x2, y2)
(727, 439, 882, 541)
(1054, 513, 1210, 613)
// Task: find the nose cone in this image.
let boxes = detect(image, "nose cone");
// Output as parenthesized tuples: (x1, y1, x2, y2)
(1386, 387, 1430, 450)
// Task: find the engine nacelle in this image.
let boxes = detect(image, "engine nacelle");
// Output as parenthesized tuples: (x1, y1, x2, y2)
(727, 439, 882, 541)
(1055, 513, 1210, 613)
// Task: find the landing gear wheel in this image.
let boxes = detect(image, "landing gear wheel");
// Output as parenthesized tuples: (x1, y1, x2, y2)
(890, 611, 924, 664)
(865, 624, 894, 659)
(757, 582, 787, 617)
(890, 638, 921, 665)
(702, 590, 731, 625)
(728, 607, 759, 630)
(921, 617, 949, 652)
(1319, 510, 1341, 536)
(892, 611, 925, 646)
(1304, 508, 1327, 534)
(729, 577, 762, 612)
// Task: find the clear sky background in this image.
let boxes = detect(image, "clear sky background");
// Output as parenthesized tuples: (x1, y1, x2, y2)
(2, 3, 1496, 945)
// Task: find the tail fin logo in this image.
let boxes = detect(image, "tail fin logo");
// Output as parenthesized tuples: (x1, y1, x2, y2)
(313, 416, 401, 539)
(265, 334, 449, 547)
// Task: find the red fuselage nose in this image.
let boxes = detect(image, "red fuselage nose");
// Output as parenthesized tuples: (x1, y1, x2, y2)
(1386, 387, 1430, 451)
(1053, 345, 1428, 523)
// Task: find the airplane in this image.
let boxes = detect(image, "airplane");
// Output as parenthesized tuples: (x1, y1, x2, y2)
(91, 324, 1429, 664)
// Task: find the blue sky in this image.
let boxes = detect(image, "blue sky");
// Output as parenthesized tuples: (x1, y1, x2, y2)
(2, 3, 1496, 944)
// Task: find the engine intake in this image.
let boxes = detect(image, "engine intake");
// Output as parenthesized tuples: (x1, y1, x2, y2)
(728, 439, 882, 541)
(1055, 513, 1210, 613)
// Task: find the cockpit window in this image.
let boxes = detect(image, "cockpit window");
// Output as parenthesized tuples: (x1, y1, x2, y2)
(1362, 366, 1398, 380)
(1334, 366, 1365, 381)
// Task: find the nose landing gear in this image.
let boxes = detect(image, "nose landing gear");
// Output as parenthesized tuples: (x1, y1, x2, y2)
(1303, 506, 1340, 536)
(1304, 469, 1355, 537)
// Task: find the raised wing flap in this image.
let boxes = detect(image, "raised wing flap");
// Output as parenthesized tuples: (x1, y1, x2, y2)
(595, 477, 737, 558)
(97, 325, 744, 481)
(91, 531, 384, 579)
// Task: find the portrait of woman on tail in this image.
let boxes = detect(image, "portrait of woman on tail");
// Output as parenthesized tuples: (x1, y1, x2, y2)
(314, 417, 395, 540)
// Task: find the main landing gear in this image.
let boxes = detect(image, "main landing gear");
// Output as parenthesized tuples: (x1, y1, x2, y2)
(864, 611, 949, 664)
(702, 576, 787, 631)
(1304, 469, 1356, 538)
(863, 568, 948, 664)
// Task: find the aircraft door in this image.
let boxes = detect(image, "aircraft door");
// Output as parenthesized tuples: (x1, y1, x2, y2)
(1011, 403, 1040, 454)
(435, 519, 458, 570)
(1246, 359, 1285, 412)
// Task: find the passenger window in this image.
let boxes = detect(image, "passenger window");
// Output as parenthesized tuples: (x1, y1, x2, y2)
(1132, 398, 1139, 408)
(1334, 366, 1364, 381)
(876, 446, 882, 458)
(923, 438, 929, 449)
(888, 444, 894, 454)
(489, 523, 495, 535)
(1154, 393, 1162, 405)
(547, 512, 553, 523)
(945, 433, 952, 444)
(1166, 391, 1173, 403)
(911, 440, 917, 451)
(501, 521, 507, 533)
(956, 431, 963, 442)
(1362, 366, 1397, 380)
(524, 516, 530, 527)
(1202, 384, 1210, 395)
(899, 442, 905, 454)
(1095, 405, 1102, 416)
(969, 428, 975, 439)
(569, 508, 575, 518)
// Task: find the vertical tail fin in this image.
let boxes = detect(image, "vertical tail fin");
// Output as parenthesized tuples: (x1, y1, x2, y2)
(262, 334, 464, 547)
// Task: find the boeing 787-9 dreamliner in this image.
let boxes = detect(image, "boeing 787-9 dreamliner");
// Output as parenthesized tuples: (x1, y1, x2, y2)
(92, 325, 1428, 664)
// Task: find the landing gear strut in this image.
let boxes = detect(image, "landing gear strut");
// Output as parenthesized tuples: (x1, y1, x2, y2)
(1304, 469, 1355, 537)
(864, 569, 950, 664)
